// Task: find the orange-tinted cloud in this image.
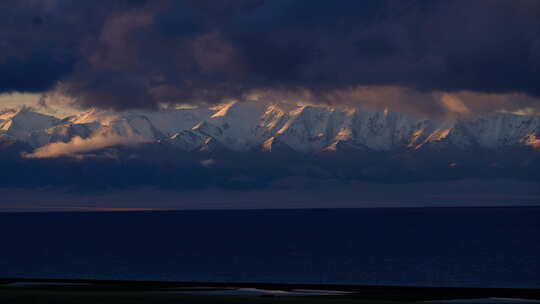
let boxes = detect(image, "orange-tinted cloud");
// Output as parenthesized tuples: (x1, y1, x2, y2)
(24, 132, 149, 159)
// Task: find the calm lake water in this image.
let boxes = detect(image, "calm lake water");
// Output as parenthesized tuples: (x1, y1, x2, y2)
(1, 207, 539, 288)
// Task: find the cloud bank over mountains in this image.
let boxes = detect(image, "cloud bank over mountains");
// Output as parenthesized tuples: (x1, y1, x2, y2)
(1, 0, 539, 113)
(24, 132, 150, 159)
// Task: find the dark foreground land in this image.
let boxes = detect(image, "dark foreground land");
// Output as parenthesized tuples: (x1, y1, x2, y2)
(1, 278, 540, 304)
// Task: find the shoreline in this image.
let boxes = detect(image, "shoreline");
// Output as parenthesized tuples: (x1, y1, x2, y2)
(2, 278, 540, 302)
(2, 204, 540, 214)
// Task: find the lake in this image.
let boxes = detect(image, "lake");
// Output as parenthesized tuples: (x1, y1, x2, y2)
(1, 207, 539, 288)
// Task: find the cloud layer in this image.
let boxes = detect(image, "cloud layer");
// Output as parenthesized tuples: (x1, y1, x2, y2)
(24, 133, 149, 158)
(1, 0, 539, 112)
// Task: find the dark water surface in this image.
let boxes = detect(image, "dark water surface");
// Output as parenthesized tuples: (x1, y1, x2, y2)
(1, 207, 539, 288)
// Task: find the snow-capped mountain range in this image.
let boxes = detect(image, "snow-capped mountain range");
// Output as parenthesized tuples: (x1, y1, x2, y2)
(1, 101, 539, 155)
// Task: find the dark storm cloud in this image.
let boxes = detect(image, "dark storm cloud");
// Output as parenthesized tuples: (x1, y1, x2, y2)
(0, 0, 150, 94)
(0, 0, 539, 110)
(0, 49, 74, 93)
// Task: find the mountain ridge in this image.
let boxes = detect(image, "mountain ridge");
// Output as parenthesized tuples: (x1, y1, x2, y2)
(1, 102, 539, 155)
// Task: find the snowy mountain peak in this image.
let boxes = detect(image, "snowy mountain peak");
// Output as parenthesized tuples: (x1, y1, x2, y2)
(0, 107, 61, 139)
(1, 103, 539, 155)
